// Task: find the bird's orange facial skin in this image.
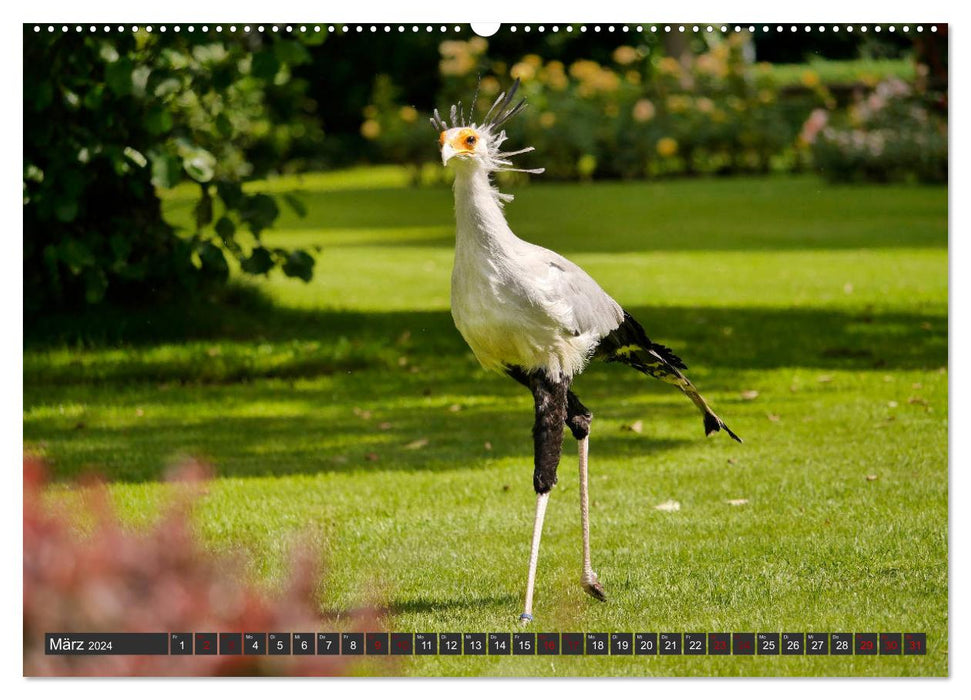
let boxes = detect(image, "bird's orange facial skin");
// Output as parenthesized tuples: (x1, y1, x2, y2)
(446, 128, 479, 155)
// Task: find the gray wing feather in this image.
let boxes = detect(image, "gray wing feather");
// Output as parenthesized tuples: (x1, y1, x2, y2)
(517, 242, 624, 340)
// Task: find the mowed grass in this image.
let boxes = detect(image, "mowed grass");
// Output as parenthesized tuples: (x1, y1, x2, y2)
(24, 172, 947, 676)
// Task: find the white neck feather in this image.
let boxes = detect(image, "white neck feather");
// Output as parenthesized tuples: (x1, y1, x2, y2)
(452, 169, 518, 252)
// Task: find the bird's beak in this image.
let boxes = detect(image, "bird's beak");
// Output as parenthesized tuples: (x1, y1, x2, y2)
(441, 142, 457, 166)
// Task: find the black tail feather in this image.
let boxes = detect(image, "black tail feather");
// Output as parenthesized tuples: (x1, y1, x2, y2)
(704, 411, 743, 443)
(599, 309, 742, 445)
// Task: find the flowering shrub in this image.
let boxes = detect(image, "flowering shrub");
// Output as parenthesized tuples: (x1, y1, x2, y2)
(361, 34, 828, 180)
(809, 78, 947, 184)
(24, 457, 381, 676)
(359, 75, 432, 184)
(358, 34, 944, 185)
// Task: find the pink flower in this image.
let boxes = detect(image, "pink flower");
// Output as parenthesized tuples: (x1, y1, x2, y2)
(799, 109, 829, 145)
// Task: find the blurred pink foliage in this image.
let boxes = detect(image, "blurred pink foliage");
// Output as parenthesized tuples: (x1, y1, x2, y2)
(24, 457, 382, 676)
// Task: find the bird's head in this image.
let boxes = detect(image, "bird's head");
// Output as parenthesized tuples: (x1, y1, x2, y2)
(431, 78, 543, 177)
(438, 126, 487, 168)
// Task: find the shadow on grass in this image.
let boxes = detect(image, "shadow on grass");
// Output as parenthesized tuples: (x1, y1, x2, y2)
(201, 178, 946, 254)
(25, 372, 693, 483)
(25, 282, 946, 482)
(26, 285, 947, 381)
(387, 592, 520, 617)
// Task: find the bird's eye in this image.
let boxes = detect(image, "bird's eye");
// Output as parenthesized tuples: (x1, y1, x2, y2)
(465, 135, 477, 146)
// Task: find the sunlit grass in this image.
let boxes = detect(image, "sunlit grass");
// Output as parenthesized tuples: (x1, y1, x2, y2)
(24, 170, 947, 676)
(768, 57, 915, 87)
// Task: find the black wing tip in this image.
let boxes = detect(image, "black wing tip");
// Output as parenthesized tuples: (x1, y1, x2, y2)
(704, 412, 743, 443)
(652, 342, 687, 371)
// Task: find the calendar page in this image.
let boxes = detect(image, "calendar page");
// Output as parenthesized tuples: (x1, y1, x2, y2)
(23, 17, 948, 679)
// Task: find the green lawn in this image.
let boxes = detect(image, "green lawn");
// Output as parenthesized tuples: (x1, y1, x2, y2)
(24, 172, 948, 676)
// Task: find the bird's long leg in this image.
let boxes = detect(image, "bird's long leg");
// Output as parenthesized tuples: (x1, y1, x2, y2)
(519, 370, 568, 624)
(578, 432, 605, 600)
(521, 491, 549, 623)
(567, 391, 606, 601)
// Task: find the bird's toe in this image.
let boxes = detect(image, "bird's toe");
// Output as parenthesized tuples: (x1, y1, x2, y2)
(582, 576, 607, 602)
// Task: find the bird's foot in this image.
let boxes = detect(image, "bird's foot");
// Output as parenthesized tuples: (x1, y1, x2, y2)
(518, 613, 534, 626)
(582, 573, 607, 602)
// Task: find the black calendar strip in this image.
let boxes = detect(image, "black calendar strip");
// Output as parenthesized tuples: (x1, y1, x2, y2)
(46, 632, 927, 656)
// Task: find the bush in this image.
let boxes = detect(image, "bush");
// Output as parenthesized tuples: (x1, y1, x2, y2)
(23, 457, 382, 676)
(361, 33, 832, 181)
(24, 29, 323, 314)
(808, 78, 947, 184)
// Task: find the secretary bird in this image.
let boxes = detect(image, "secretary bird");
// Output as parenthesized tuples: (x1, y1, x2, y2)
(431, 79, 742, 624)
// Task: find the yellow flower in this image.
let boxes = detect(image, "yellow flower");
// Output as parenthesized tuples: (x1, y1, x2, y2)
(542, 62, 569, 90)
(511, 61, 536, 81)
(632, 98, 655, 123)
(522, 53, 543, 68)
(666, 95, 691, 113)
(656, 137, 678, 158)
(801, 70, 820, 88)
(657, 57, 682, 76)
(577, 154, 597, 178)
(480, 75, 501, 96)
(539, 112, 556, 128)
(625, 70, 641, 85)
(569, 60, 600, 80)
(612, 45, 638, 66)
(360, 119, 381, 140)
(439, 40, 465, 58)
(468, 37, 488, 55)
(594, 69, 620, 93)
(398, 106, 418, 123)
(439, 40, 476, 77)
(695, 54, 723, 77)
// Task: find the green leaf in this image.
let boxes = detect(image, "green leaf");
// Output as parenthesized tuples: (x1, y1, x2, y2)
(54, 199, 79, 223)
(99, 44, 120, 63)
(183, 149, 216, 183)
(153, 77, 182, 98)
(29, 81, 53, 110)
(109, 234, 132, 262)
(240, 193, 279, 236)
(82, 85, 104, 111)
(194, 190, 213, 229)
(83, 268, 108, 304)
(197, 241, 229, 281)
(299, 31, 327, 47)
(123, 146, 148, 168)
(215, 216, 235, 240)
(215, 181, 243, 209)
(240, 246, 275, 275)
(215, 113, 233, 138)
(131, 65, 152, 97)
(251, 50, 281, 81)
(57, 238, 95, 272)
(273, 40, 311, 67)
(105, 57, 134, 97)
(150, 152, 182, 189)
(145, 106, 174, 135)
(282, 249, 315, 282)
(282, 193, 308, 218)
